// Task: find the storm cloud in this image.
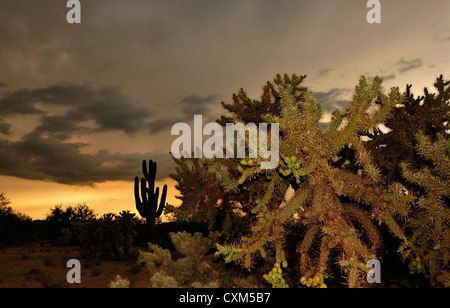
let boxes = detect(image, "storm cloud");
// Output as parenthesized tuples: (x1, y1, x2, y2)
(0, 131, 174, 186)
(0, 123, 11, 135)
(180, 94, 219, 116)
(312, 88, 352, 113)
(0, 84, 153, 135)
(317, 68, 333, 77)
(0, 83, 175, 185)
(147, 93, 221, 134)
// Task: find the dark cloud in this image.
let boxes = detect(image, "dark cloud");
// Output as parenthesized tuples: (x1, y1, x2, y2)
(66, 86, 153, 134)
(34, 114, 84, 141)
(0, 131, 174, 186)
(0, 81, 7, 88)
(180, 94, 219, 116)
(1, 84, 221, 138)
(0, 82, 221, 185)
(0, 82, 177, 186)
(0, 83, 153, 135)
(311, 88, 352, 113)
(147, 93, 220, 134)
(396, 58, 422, 73)
(0, 88, 45, 117)
(148, 117, 181, 135)
(317, 68, 333, 76)
(380, 74, 396, 81)
(0, 123, 11, 135)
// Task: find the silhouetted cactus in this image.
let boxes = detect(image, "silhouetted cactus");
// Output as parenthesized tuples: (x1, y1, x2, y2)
(134, 160, 167, 232)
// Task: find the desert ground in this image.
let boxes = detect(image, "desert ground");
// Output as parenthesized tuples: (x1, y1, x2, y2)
(0, 242, 150, 288)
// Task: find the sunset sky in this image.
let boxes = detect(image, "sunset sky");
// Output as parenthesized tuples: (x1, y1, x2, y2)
(0, 0, 449, 219)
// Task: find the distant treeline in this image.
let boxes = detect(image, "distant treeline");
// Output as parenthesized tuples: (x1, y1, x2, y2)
(0, 195, 207, 260)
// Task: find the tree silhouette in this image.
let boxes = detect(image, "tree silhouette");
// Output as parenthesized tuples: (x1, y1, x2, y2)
(0, 193, 32, 244)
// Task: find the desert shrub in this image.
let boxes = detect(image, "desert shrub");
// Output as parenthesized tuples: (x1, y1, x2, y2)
(150, 271, 179, 288)
(137, 231, 262, 288)
(110, 275, 130, 288)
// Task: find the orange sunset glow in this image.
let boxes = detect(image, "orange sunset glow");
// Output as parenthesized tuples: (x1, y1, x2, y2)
(0, 175, 180, 219)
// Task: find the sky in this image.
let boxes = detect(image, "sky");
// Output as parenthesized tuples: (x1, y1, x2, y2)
(0, 0, 449, 219)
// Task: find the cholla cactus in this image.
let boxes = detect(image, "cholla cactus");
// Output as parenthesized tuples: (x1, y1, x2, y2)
(360, 75, 449, 186)
(400, 132, 450, 287)
(137, 231, 262, 288)
(138, 231, 220, 287)
(215, 76, 413, 287)
(170, 75, 307, 239)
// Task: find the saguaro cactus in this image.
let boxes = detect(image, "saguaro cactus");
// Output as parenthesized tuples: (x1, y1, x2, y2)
(134, 160, 167, 231)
